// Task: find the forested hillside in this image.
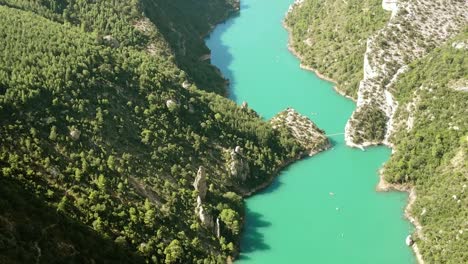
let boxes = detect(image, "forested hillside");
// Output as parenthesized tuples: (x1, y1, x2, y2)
(140, 0, 240, 94)
(383, 32, 468, 263)
(0, 0, 238, 94)
(0, 1, 328, 263)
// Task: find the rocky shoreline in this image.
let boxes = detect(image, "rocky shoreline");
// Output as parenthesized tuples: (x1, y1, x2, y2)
(376, 171, 425, 264)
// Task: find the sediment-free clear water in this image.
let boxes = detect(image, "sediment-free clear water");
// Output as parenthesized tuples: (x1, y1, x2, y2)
(206, 0, 415, 263)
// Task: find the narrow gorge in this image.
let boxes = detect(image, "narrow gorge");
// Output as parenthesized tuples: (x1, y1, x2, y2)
(206, 0, 416, 262)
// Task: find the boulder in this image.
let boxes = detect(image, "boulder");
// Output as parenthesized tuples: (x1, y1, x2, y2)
(182, 81, 191, 89)
(69, 128, 81, 141)
(103, 35, 120, 48)
(234, 146, 242, 154)
(166, 99, 179, 111)
(241, 101, 248, 109)
(405, 235, 414, 246)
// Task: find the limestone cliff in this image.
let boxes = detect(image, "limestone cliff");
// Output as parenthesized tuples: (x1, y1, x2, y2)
(345, 0, 468, 148)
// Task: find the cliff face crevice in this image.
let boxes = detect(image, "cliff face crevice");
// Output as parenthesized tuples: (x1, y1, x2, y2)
(345, 0, 468, 148)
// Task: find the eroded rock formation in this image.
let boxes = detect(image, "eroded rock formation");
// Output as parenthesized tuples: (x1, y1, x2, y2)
(193, 166, 207, 200)
(229, 146, 250, 181)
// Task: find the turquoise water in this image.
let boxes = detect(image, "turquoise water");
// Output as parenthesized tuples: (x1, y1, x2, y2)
(206, 0, 415, 263)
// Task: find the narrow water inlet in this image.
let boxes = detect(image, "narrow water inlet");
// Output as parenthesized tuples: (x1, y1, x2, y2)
(205, 0, 415, 263)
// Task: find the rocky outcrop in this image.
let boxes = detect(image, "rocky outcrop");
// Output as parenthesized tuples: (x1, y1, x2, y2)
(192, 167, 214, 229)
(271, 108, 330, 155)
(449, 78, 468, 92)
(228, 146, 250, 181)
(193, 166, 207, 200)
(195, 196, 213, 229)
(345, 0, 468, 148)
(234, 108, 330, 196)
(166, 99, 179, 111)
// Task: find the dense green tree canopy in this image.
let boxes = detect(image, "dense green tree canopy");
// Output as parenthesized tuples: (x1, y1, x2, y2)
(0, 1, 305, 263)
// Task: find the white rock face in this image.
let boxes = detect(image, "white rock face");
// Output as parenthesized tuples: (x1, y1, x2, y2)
(363, 50, 377, 81)
(103, 35, 120, 48)
(345, 0, 468, 148)
(241, 101, 248, 109)
(287, 0, 305, 14)
(382, 0, 398, 17)
(383, 89, 398, 146)
(234, 146, 242, 154)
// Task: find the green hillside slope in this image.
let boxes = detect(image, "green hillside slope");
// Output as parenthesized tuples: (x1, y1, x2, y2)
(0, 2, 327, 263)
(384, 32, 468, 263)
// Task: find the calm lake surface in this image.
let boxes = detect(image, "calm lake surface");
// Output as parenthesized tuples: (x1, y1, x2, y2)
(206, 0, 415, 262)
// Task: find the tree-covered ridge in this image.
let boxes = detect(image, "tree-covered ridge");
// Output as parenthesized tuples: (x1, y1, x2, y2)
(140, 0, 241, 94)
(383, 31, 467, 263)
(285, 0, 390, 98)
(0, 4, 315, 263)
(0, 0, 236, 94)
